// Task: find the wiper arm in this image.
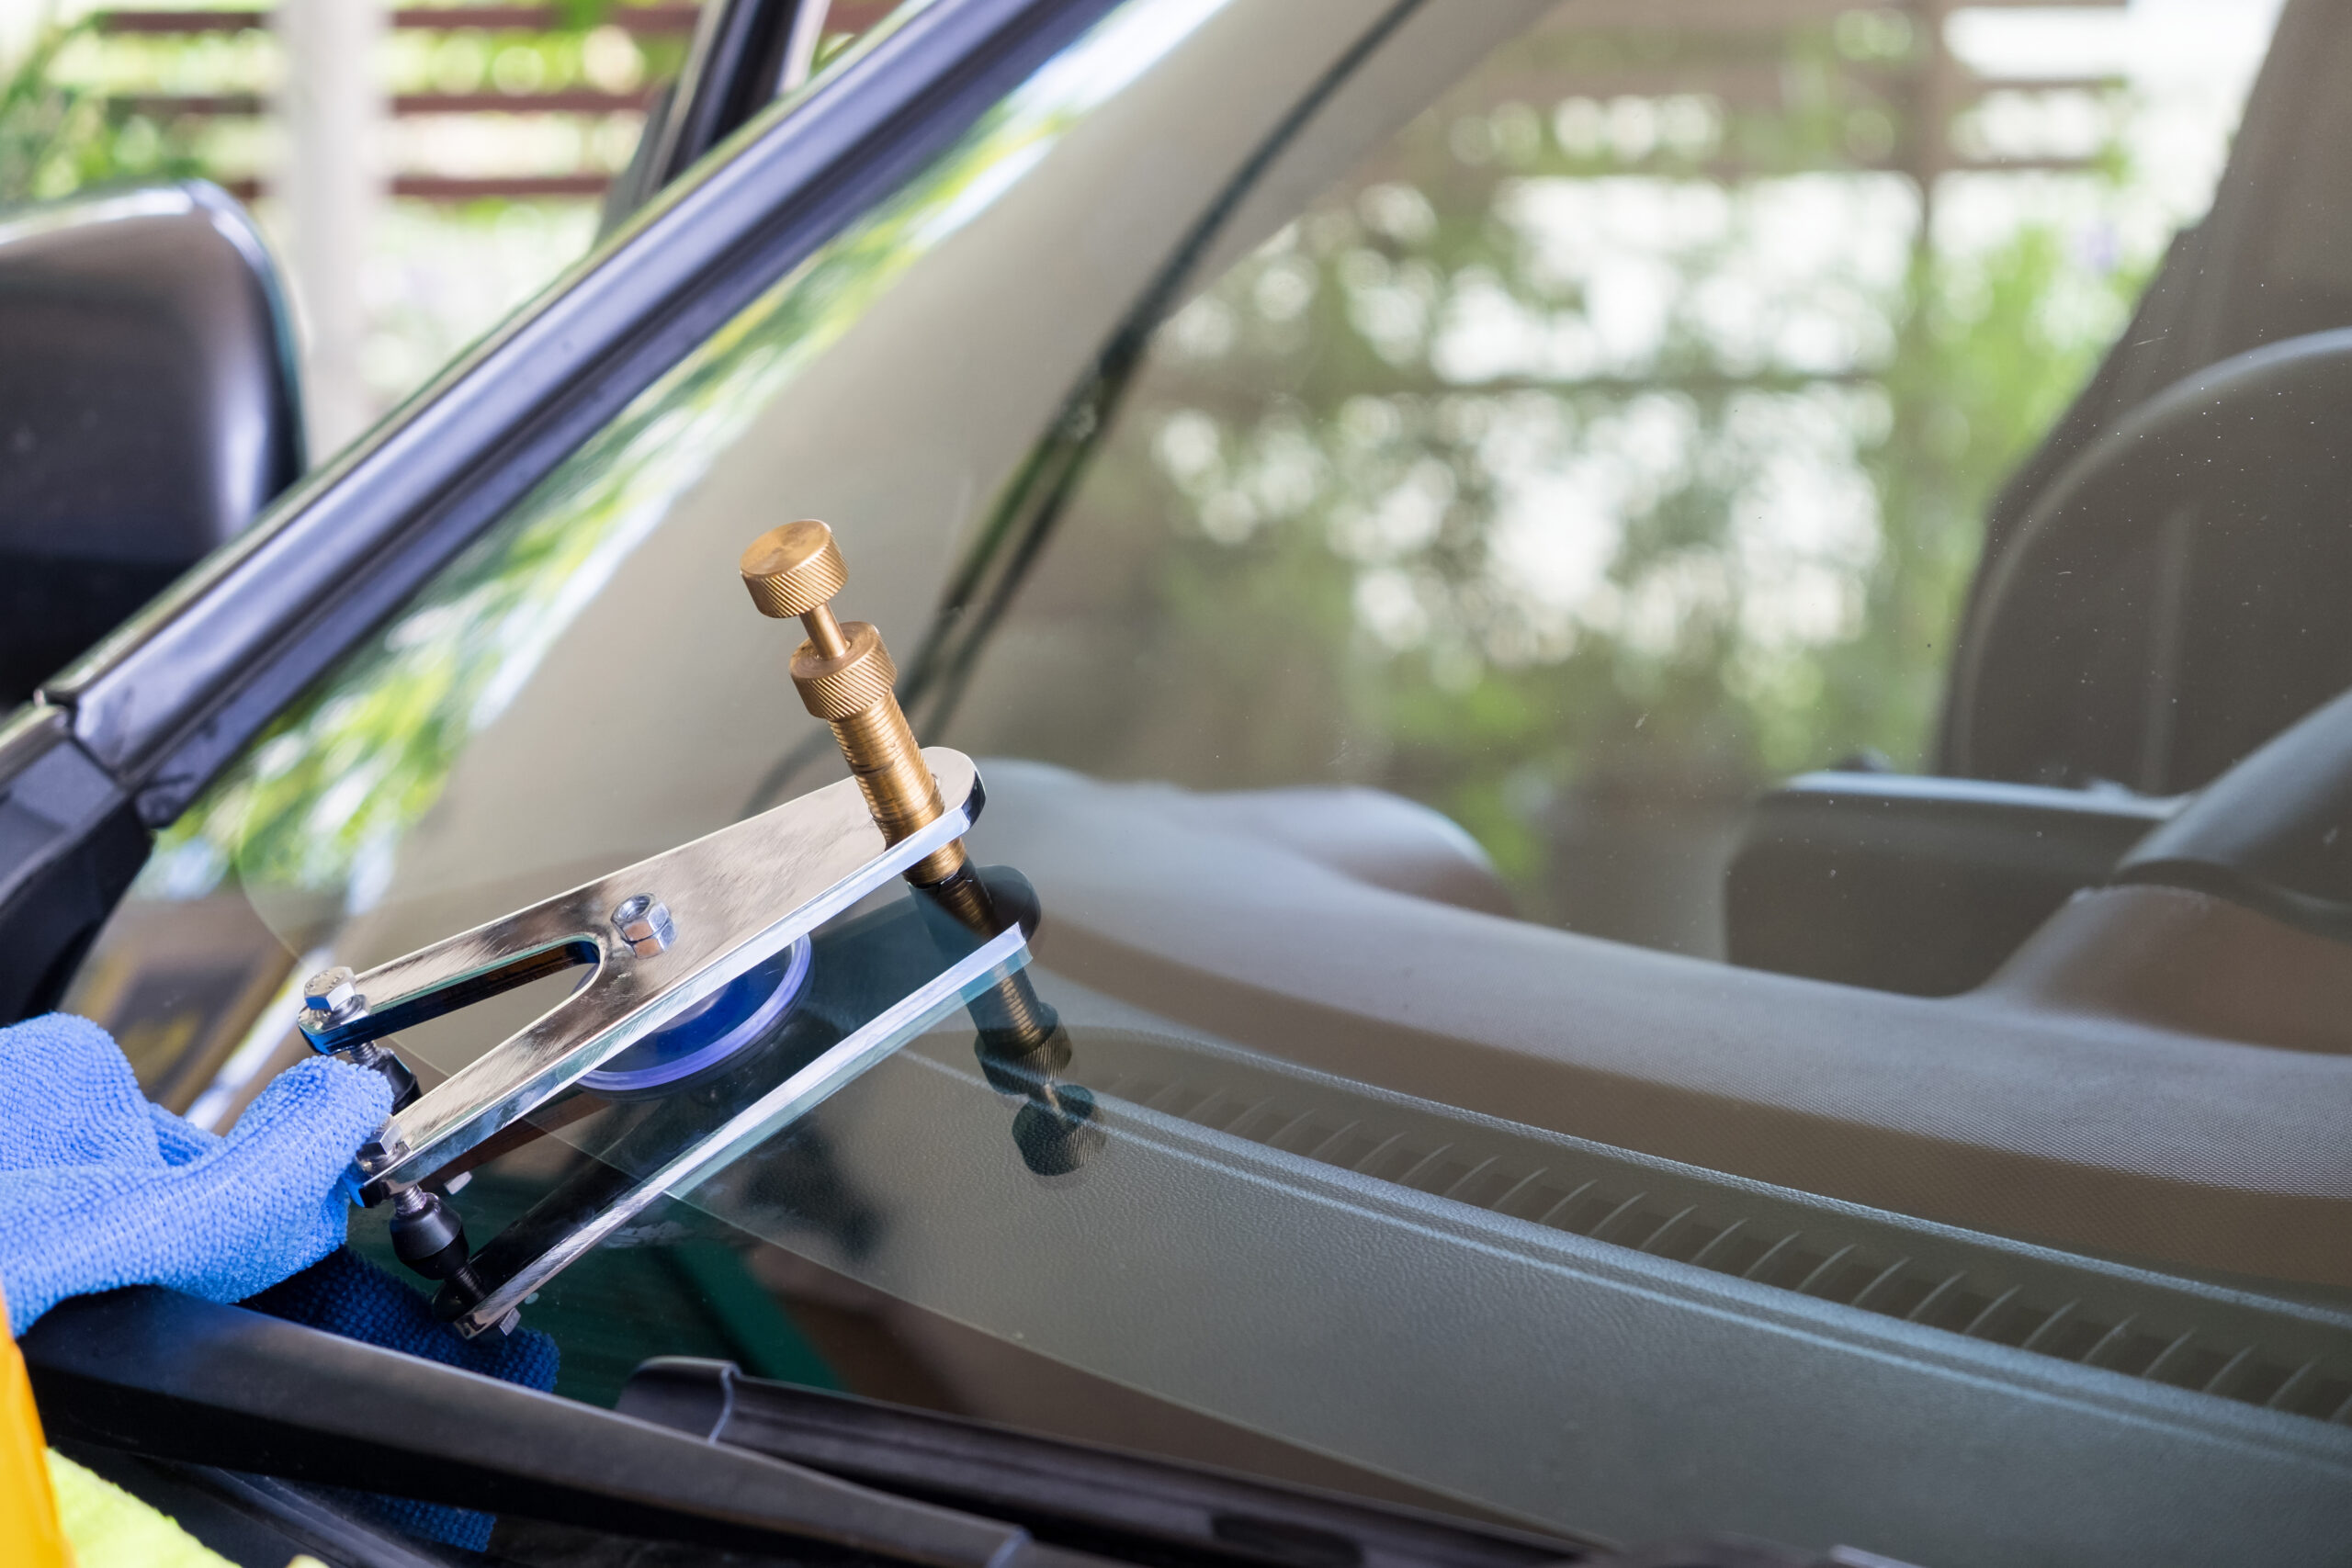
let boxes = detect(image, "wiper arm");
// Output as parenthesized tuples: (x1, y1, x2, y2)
(24, 1286, 1119, 1568)
(613, 1361, 1889, 1568)
(23, 1288, 1892, 1568)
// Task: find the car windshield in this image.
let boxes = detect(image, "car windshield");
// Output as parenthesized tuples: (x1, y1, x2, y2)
(66, 0, 2352, 1555)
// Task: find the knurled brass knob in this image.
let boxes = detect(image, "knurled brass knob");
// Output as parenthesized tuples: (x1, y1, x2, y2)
(740, 519, 849, 619)
(790, 621, 897, 720)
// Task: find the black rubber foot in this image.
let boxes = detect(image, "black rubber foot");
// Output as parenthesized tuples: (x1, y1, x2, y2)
(1012, 1086, 1102, 1177)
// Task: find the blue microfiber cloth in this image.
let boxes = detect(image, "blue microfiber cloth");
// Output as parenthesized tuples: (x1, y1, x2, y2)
(245, 1247, 560, 1551)
(0, 1013, 391, 1334)
(0, 1013, 561, 1553)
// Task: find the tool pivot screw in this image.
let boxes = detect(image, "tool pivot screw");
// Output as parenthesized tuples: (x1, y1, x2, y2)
(356, 1130, 412, 1176)
(612, 895, 675, 956)
(302, 965, 363, 1024)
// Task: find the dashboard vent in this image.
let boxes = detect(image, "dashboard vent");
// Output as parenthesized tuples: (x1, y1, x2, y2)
(1080, 1030, 2352, 1427)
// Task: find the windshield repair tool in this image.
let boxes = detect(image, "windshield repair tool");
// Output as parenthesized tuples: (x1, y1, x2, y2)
(740, 518, 1100, 1175)
(295, 744, 1030, 1337)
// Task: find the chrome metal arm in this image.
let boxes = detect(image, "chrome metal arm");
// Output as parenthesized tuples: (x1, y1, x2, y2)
(445, 923, 1028, 1337)
(303, 748, 985, 1203)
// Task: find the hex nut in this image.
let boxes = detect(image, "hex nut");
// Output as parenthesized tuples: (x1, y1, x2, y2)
(356, 1130, 412, 1175)
(302, 965, 361, 1021)
(612, 895, 675, 957)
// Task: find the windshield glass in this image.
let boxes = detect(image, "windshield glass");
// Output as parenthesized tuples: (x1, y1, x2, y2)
(67, 0, 2352, 1559)
(918, 1, 2284, 951)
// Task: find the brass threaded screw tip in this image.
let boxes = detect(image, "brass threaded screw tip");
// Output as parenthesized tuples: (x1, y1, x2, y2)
(740, 519, 965, 886)
(742, 520, 1072, 1123)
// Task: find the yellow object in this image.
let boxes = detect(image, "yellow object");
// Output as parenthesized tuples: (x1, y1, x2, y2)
(1, 1280, 315, 1568)
(46, 1451, 235, 1568)
(0, 1284, 71, 1568)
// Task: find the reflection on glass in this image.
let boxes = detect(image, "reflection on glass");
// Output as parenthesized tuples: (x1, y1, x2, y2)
(137, 0, 1238, 929)
(434, 879, 1066, 1337)
(935, 4, 2236, 953)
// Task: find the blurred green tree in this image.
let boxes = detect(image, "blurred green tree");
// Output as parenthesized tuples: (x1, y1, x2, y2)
(950, 18, 2146, 922)
(0, 16, 202, 204)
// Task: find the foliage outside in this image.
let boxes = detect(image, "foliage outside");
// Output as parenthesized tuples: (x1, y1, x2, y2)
(137, 0, 1186, 915)
(48, 4, 2158, 946)
(955, 18, 2147, 920)
(0, 16, 202, 203)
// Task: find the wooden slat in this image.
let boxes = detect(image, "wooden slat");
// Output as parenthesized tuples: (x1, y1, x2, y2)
(390, 5, 698, 30)
(1453, 62, 2123, 115)
(113, 88, 656, 116)
(95, 8, 266, 29)
(97, 6, 702, 33)
(96, 1, 898, 32)
(825, 0, 898, 27)
(219, 174, 614, 199)
(113, 92, 264, 114)
(391, 87, 652, 112)
(392, 172, 614, 196)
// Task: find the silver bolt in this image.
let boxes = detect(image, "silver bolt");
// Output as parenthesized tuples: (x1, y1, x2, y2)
(300, 964, 367, 1033)
(356, 1128, 412, 1175)
(611, 895, 675, 957)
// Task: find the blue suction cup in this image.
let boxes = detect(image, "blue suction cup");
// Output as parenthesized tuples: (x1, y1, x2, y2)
(581, 935, 812, 1094)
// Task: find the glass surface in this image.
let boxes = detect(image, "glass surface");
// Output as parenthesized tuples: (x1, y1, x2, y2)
(930, 1, 2284, 951)
(65, 0, 2352, 1558)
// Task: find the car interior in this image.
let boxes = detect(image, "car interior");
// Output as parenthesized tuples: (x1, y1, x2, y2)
(5, 0, 2350, 1562)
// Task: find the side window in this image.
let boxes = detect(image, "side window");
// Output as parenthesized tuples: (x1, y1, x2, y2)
(939, 1, 2271, 955)
(605, 0, 906, 228)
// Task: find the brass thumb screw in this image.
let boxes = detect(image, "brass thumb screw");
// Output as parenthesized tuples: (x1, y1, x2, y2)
(739, 519, 1080, 1139)
(740, 518, 965, 886)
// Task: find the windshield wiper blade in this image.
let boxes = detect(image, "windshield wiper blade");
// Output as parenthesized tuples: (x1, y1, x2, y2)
(25, 1289, 1865, 1568)
(617, 1357, 1607, 1568)
(615, 1363, 1893, 1568)
(23, 1286, 1120, 1568)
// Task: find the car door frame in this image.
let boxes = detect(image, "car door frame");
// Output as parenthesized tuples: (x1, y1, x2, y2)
(0, 0, 1122, 1021)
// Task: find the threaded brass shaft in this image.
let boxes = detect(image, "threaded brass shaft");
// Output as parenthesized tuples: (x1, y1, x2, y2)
(741, 517, 1079, 1128)
(830, 704, 962, 884)
(741, 519, 967, 887)
(923, 863, 1060, 1046)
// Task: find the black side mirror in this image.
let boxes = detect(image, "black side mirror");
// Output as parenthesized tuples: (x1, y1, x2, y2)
(0, 180, 304, 705)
